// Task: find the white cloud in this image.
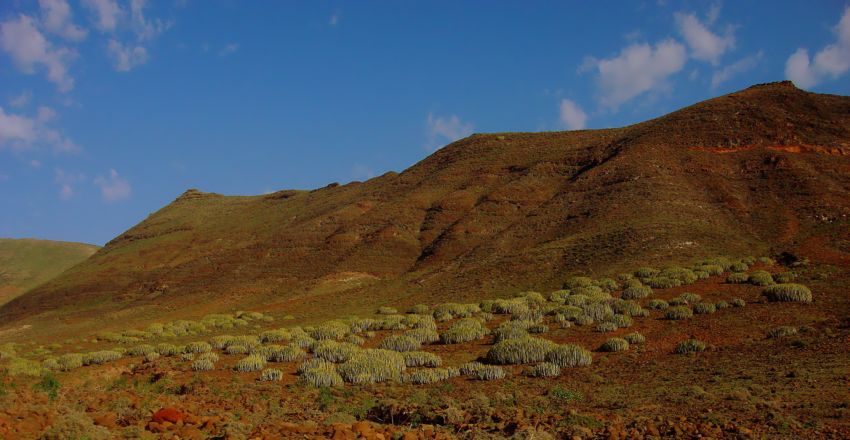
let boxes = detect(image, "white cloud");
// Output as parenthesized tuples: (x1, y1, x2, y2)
(711, 51, 763, 88)
(95, 169, 131, 201)
(107, 38, 148, 71)
(581, 39, 686, 110)
(9, 91, 32, 108)
(82, 0, 122, 32)
(559, 99, 587, 130)
(329, 13, 340, 27)
(786, 7, 850, 88)
(426, 113, 474, 150)
(55, 168, 85, 200)
(130, 0, 170, 41)
(218, 43, 239, 56)
(0, 14, 76, 92)
(0, 106, 77, 153)
(674, 12, 734, 65)
(39, 0, 88, 41)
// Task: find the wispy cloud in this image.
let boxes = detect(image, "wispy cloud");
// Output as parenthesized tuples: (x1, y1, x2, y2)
(559, 99, 587, 130)
(329, 12, 340, 27)
(39, 0, 88, 41)
(218, 42, 239, 56)
(426, 113, 474, 150)
(0, 105, 77, 153)
(581, 39, 686, 110)
(674, 10, 735, 65)
(712, 51, 763, 88)
(785, 6, 850, 88)
(107, 38, 147, 71)
(9, 91, 32, 108)
(94, 169, 131, 202)
(0, 14, 76, 92)
(82, 0, 122, 32)
(55, 168, 85, 200)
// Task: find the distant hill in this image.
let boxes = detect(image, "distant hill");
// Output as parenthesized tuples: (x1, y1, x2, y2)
(0, 238, 99, 306)
(2, 81, 850, 327)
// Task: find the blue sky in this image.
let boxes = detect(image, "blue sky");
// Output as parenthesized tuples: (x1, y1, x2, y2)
(1, 1, 849, 245)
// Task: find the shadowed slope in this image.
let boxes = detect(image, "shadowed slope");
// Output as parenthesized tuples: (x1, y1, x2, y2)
(3, 81, 849, 328)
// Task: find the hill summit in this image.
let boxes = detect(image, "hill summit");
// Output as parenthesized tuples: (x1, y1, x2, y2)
(2, 81, 849, 327)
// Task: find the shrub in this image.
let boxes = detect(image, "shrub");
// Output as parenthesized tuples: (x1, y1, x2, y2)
(678, 292, 702, 304)
(226, 344, 250, 355)
(470, 365, 506, 380)
(409, 304, 430, 315)
(192, 358, 215, 371)
(581, 302, 614, 322)
(762, 284, 812, 303)
(259, 329, 290, 343)
(624, 332, 645, 344)
(261, 345, 306, 363)
(526, 362, 560, 378)
(610, 314, 633, 328)
(611, 299, 642, 316)
(726, 272, 749, 284)
(234, 354, 267, 372)
(693, 302, 717, 315)
(299, 362, 344, 387)
(564, 276, 595, 289)
(647, 299, 669, 310)
(645, 277, 681, 289)
(486, 337, 556, 365)
(715, 300, 729, 309)
(545, 344, 592, 367)
(596, 278, 619, 292)
(658, 266, 699, 285)
(748, 270, 775, 286)
(126, 344, 156, 356)
(696, 264, 725, 276)
(402, 368, 451, 384)
(377, 306, 398, 314)
(297, 358, 332, 374)
(774, 271, 797, 283)
(595, 322, 618, 333)
(155, 344, 181, 356)
(731, 298, 746, 307)
(7, 358, 43, 376)
(308, 321, 350, 340)
(56, 353, 83, 371)
(404, 327, 440, 344)
(380, 335, 421, 352)
(312, 341, 358, 363)
(197, 352, 219, 362)
(730, 262, 749, 272)
(621, 285, 652, 300)
(635, 267, 659, 278)
(527, 323, 548, 334)
(493, 321, 530, 342)
(767, 326, 799, 338)
(402, 351, 442, 368)
(184, 341, 212, 354)
(574, 315, 594, 326)
(440, 318, 488, 344)
(665, 306, 693, 320)
(260, 368, 283, 381)
(549, 290, 570, 303)
(757, 256, 775, 265)
(82, 350, 122, 365)
(42, 358, 59, 371)
(180, 353, 195, 361)
(39, 411, 110, 440)
(599, 338, 629, 352)
(337, 349, 406, 384)
(675, 339, 706, 354)
(345, 334, 365, 346)
(564, 295, 588, 307)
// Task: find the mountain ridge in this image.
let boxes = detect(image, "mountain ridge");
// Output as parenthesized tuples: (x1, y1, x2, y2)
(2, 81, 849, 331)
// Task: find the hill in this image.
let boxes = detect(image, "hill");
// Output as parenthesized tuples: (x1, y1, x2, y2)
(0, 238, 99, 306)
(2, 81, 849, 332)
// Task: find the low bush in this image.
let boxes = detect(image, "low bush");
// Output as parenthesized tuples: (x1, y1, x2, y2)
(665, 306, 693, 320)
(678, 292, 701, 304)
(408, 304, 430, 315)
(7, 358, 43, 376)
(440, 318, 488, 344)
(527, 323, 549, 334)
(402, 351, 442, 368)
(82, 350, 122, 366)
(611, 313, 632, 328)
(762, 284, 812, 303)
(549, 290, 570, 303)
(595, 322, 618, 333)
(730, 262, 749, 272)
(337, 349, 406, 384)
(563, 276, 595, 289)
(260, 368, 283, 381)
(377, 306, 398, 315)
(731, 298, 746, 307)
(647, 299, 669, 310)
(192, 358, 215, 371)
(459, 361, 485, 376)
(624, 332, 645, 344)
(312, 341, 358, 363)
(774, 271, 797, 283)
(126, 344, 156, 356)
(581, 302, 614, 322)
(726, 272, 749, 284)
(635, 267, 659, 278)
(644, 277, 681, 289)
(610, 299, 642, 317)
(621, 285, 652, 300)
(225, 344, 250, 355)
(493, 321, 530, 342)
(345, 334, 366, 346)
(259, 329, 290, 343)
(470, 365, 506, 380)
(380, 335, 421, 352)
(675, 339, 706, 354)
(757, 256, 775, 265)
(401, 368, 452, 384)
(599, 338, 629, 352)
(234, 354, 267, 372)
(486, 337, 556, 365)
(596, 278, 619, 292)
(197, 352, 219, 363)
(715, 300, 729, 309)
(184, 341, 212, 354)
(526, 362, 560, 378)
(155, 344, 181, 357)
(299, 362, 343, 387)
(308, 321, 350, 340)
(693, 302, 717, 315)
(56, 353, 83, 371)
(748, 270, 775, 286)
(179, 353, 194, 361)
(404, 327, 440, 344)
(545, 344, 592, 367)
(767, 326, 799, 338)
